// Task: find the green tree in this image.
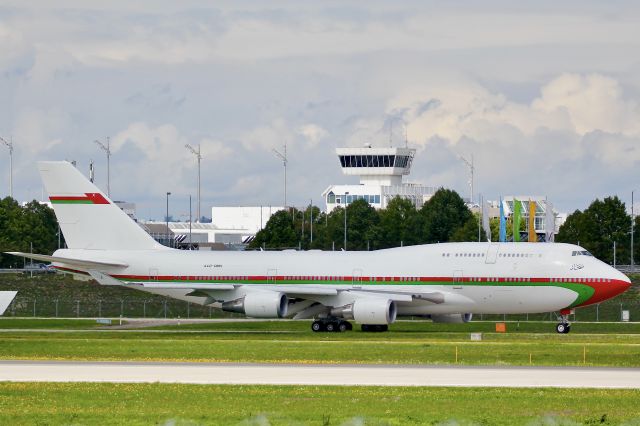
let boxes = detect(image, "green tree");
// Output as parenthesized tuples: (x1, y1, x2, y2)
(0, 198, 61, 267)
(450, 213, 487, 242)
(557, 196, 631, 263)
(343, 199, 380, 251)
(420, 189, 473, 243)
(248, 209, 298, 249)
(377, 197, 422, 248)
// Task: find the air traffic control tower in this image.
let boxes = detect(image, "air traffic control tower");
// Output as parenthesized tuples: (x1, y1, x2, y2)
(322, 145, 436, 213)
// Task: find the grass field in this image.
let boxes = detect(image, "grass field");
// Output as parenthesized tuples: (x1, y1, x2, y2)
(1, 319, 640, 366)
(0, 382, 639, 425)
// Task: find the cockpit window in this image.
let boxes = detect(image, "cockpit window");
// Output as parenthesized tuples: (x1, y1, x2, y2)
(572, 250, 593, 257)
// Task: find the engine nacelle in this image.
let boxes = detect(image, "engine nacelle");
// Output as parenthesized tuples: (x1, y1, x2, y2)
(431, 313, 473, 323)
(221, 291, 288, 318)
(333, 298, 397, 325)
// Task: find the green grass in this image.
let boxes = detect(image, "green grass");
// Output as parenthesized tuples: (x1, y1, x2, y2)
(1, 320, 640, 366)
(0, 383, 638, 425)
(0, 318, 101, 329)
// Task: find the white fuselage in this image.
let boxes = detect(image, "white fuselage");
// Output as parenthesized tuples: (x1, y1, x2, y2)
(55, 242, 630, 316)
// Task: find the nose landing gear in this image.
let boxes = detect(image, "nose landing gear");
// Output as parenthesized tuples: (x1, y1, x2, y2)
(556, 309, 572, 334)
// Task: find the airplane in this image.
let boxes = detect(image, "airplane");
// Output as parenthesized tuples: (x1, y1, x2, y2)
(8, 161, 631, 333)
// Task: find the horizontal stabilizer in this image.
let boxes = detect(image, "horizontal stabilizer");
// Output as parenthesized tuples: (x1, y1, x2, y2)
(6, 252, 128, 268)
(0, 291, 17, 315)
(88, 270, 124, 286)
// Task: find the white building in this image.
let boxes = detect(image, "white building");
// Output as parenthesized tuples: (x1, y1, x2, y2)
(210, 206, 286, 244)
(322, 146, 436, 213)
(211, 206, 285, 235)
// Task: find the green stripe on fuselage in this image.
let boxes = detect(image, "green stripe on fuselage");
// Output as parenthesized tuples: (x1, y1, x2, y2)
(51, 200, 93, 204)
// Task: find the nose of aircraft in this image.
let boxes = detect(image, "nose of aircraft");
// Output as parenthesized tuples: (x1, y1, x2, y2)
(578, 267, 631, 307)
(598, 268, 631, 302)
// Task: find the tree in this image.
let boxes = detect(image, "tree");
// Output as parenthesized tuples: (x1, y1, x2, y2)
(420, 189, 473, 243)
(248, 210, 298, 249)
(451, 213, 487, 242)
(376, 197, 422, 248)
(0, 198, 61, 267)
(343, 199, 380, 251)
(557, 197, 631, 263)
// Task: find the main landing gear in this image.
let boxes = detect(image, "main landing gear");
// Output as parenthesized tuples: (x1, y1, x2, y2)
(556, 310, 572, 334)
(311, 318, 353, 333)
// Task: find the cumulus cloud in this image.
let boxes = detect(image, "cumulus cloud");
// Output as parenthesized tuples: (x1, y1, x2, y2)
(109, 122, 232, 198)
(297, 123, 328, 147)
(1, 2, 639, 216)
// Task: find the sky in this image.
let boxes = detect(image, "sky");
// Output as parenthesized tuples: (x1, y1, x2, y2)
(1, 1, 639, 220)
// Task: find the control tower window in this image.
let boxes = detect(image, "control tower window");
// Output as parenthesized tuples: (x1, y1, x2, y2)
(395, 155, 409, 168)
(327, 192, 335, 204)
(340, 154, 408, 168)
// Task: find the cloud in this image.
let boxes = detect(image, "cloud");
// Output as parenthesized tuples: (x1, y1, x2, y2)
(109, 122, 232, 198)
(297, 123, 328, 147)
(1, 2, 639, 216)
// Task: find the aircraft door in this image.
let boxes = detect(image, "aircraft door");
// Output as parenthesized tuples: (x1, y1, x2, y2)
(352, 268, 362, 289)
(267, 269, 278, 285)
(149, 268, 159, 281)
(453, 270, 463, 289)
(485, 244, 499, 264)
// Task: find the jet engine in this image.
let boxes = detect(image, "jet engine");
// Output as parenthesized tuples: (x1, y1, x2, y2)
(221, 291, 288, 318)
(332, 298, 397, 325)
(430, 313, 473, 323)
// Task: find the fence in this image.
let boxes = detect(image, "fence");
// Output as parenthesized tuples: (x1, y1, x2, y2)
(471, 301, 639, 323)
(5, 296, 242, 319)
(4, 296, 639, 322)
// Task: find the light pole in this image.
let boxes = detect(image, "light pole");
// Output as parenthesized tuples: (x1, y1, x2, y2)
(459, 154, 474, 204)
(272, 142, 287, 207)
(310, 199, 313, 244)
(0, 136, 13, 198)
(632, 190, 635, 270)
(94, 137, 111, 197)
(344, 192, 349, 251)
(166, 192, 171, 248)
(185, 144, 202, 222)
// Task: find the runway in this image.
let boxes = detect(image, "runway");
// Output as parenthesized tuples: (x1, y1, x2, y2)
(1, 360, 639, 388)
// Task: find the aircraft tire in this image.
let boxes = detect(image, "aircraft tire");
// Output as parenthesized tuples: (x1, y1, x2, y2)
(325, 322, 335, 332)
(338, 322, 348, 332)
(311, 321, 323, 332)
(556, 323, 567, 334)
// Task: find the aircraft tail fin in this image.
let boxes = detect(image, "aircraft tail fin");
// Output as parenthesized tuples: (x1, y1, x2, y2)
(38, 161, 165, 250)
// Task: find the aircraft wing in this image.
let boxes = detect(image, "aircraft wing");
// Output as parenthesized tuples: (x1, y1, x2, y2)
(0, 291, 17, 315)
(6, 252, 128, 268)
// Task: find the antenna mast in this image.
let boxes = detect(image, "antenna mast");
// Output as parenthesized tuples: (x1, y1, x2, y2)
(0, 136, 13, 199)
(272, 142, 288, 207)
(94, 137, 111, 197)
(185, 144, 202, 222)
(89, 160, 95, 183)
(459, 154, 475, 204)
